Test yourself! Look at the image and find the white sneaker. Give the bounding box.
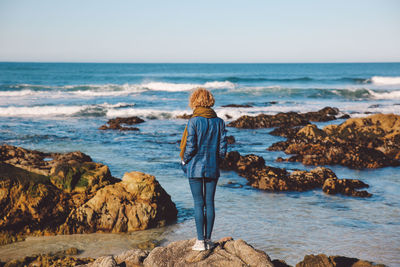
[205,239,215,250]
[192,239,206,251]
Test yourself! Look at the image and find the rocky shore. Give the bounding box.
[0,144,177,245]
[0,238,385,267]
[220,151,371,197]
[268,114,400,169]
[227,107,348,129]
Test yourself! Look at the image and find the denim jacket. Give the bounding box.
[182,116,227,179]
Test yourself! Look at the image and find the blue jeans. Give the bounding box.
[188,177,218,240]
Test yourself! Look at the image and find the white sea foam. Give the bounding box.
[141,81,235,92]
[0,102,135,117]
[0,106,84,117]
[0,90,35,96]
[366,89,400,99]
[370,76,400,85]
[1,101,399,119]
[0,81,236,98]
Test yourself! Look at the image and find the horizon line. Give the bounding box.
[1,61,400,64]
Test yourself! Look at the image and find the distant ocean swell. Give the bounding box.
[226,76,400,84]
[1,83,400,100]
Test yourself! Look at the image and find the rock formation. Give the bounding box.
[143,238,274,267]
[59,171,177,234]
[0,247,95,267]
[0,145,177,245]
[268,114,400,169]
[99,116,144,131]
[296,254,386,267]
[228,107,348,129]
[0,239,387,267]
[220,151,371,197]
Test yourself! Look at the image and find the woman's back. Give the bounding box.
[185,116,226,178]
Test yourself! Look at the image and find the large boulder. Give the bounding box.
[0,145,177,245]
[0,163,72,245]
[268,114,400,169]
[143,238,274,267]
[59,171,177,234]
[0,144,119,194]
[220,151,371,197]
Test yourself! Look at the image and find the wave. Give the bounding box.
[224,76,371,84]
[370,76,400,85]
[0,103,135,117]
[141,81,235,91]
[366,89,400,99]
[0,81,236,97]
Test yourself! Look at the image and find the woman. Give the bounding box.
[180,87,227,251]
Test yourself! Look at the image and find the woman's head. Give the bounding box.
[189,88,215,109]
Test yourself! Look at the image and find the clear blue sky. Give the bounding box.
[0,0,399,63]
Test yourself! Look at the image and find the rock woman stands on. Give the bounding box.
[180,88,227,251]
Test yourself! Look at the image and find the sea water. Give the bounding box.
[0,63,399,265]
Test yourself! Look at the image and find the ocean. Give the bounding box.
[0,62,399,266]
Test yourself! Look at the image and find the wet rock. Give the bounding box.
[0,144,119,203]
[0,145,177,245]
[99,116,144,131]
[59,171,177,234]
[296,254,386,267]
[0,250,95,267]
[269,126,302,138]
[176,113,192,119]
[0,162,73,245]
[228,112,308,129]
[228,107,344,129]
[227,135,236,144]
[322,178,371,198]
[1,144,92,176]
[143,238,274,267]
[221,104,253,108]
[268,114,400,169]
[220,151,371,197]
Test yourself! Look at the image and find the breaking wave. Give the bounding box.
[370,76,400,85]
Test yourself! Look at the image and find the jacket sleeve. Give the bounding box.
[219,120,228,160]
[183,119,197,164]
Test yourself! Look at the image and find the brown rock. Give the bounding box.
[268,114,400,169]
[228,112,308,129]
[221,104,253,108]
[99,116,144,131]
[228,107,344,129]
[220,151,371,197]
[0,163,72,244]
[59,171,177,234]
[227,135,236,144]
[296,254,386,267]
[0,145,177,245]
[0,250,95,267]
[85,255,117,267]
[323,178,371,198]
[143,238,274,267]
[114,249,149,266]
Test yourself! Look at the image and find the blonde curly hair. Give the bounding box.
[189,88,215,109]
